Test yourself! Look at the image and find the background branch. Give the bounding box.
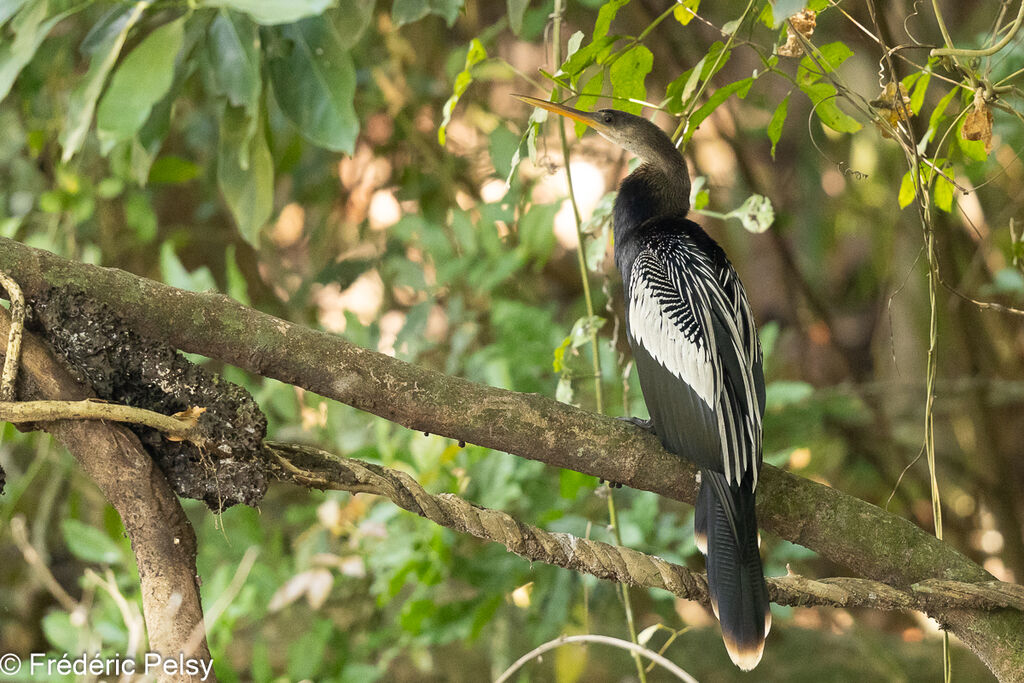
[2,239,1023,680]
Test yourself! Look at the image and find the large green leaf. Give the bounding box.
[218,105,273,244]
[204,0,333,26]
[609,45,652,115]
[392,0,464,27]
[268,17,358,153]
[96,17,185,153]
[0,0,78,103]
[60,0,150,162]
[206,9,261,109]
[797,41,853,87]
[799,81,862,133]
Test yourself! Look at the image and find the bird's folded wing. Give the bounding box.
[627,238,763,486]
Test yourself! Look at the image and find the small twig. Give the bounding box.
[84,568,146,662]
[0,399,207,445]
[494,634,699,683]
[0,268,25,401]
[10,515,81,613]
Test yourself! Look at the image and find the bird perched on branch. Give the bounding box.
[514,95,770,670]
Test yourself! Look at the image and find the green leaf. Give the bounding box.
[392,0,464,27]
[609,45,652,115]
[699,40,731,81]
[205,0,333,25]
[508,0,529,35]
[488,125,520,179]
[148,155,200,184]
[898,169,916,208]
[594,0,629,40]
[218,106,273,244]
[683,77,753,143]
[673,0,699,25]
[559,35,616,82]
[797,41,854,87]
[61,518,124,564]
[726,194,775,233]
[268,17,359,153]
[934,171,954,212]
[42,611,81,653]
[439,38,486,145]
[927,87,957,142]
[905,70,930,116]
[574,70,604,138]
[569,315,605,348]
[0,0,77,103]
[799,81,862,133]
[768,93,790,160]
[96,17,185,153]
[690,176,709,210]
[332,0,376,48]
[60,0,149,162]
[160,242,218,291]
[206,9,261,109]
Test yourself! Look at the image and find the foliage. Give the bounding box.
[2,0,1023,680]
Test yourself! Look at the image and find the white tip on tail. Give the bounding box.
[723,633,766,672]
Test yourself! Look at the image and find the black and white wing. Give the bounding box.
[626,229,764,487]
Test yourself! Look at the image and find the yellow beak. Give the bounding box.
[511,94,609,134]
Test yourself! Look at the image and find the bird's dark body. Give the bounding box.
[614,162,771,669]
[513,96,771,669]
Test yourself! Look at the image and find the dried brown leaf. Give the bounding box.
[870,82,912,138]
[963,99,993,154]
[779,9,816,57]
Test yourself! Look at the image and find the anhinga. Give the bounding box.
[515,95,770,670]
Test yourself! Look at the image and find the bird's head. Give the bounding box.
[512,95,685,177]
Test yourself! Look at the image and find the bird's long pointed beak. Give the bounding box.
[512,94,608,133]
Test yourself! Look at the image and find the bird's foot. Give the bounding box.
[598,479,624,489]
[616,415,655,434]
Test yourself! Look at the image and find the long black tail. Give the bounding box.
[694,469,770,671]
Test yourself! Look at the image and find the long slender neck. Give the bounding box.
[612,150,691,274]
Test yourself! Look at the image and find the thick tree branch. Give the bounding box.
[268,441,1024,613]
[0,309,213,683]
[2,238,1022,681]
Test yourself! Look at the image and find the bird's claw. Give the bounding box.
[616,415,656,434]
[598,478,624,489]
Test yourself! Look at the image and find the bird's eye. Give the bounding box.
[603,114,613,123]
